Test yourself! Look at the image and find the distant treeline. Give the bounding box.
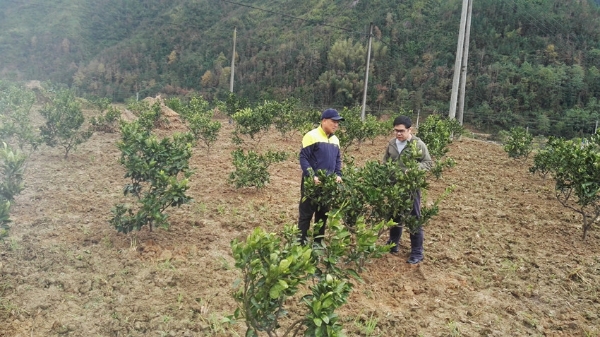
[1,0,600,137]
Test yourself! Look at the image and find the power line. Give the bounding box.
[219,0,362,35]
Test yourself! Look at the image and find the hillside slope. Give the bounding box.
[1,0,600,136]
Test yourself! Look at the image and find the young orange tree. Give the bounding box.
[530,135,600,239]
[501,126,533,160]
[416,114,462,178]
[0,143,26,238]
[39,89,92,159]
[110,107,194,233]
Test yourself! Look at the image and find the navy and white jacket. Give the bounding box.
[299,126,342,177]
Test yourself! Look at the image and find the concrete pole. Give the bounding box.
[361,23,373,122]
[230,27,237,93]
[457,0,473,125]
[449,0,469,120]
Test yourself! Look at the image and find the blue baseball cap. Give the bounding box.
[321,108,344,121]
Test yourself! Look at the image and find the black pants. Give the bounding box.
[298,179,328,244]
[389,190,424,259]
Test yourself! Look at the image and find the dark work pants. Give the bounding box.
[389,191,424,259]
[298,179,328,244]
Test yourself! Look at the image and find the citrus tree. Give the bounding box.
[228,149,288,189]
[231,132,453,336]
[269,99,301,139]
[224,93,250,121]
[0,83,35,238]
[89,97,121,133]
[0,82,41,151]
[416,114,462,178]
[530,135,600,239]
[39,89,92,158]
[0,143,26,238]
[501,126,534,160]
[109,107,195,233]
[231,107,268,144]
[304,141,448,235]
[336,106,386,152]
[231,226,315,337]
[168,96,222,152]
[231,212,387,337]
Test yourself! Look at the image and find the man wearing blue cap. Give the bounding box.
[298,108,344,245]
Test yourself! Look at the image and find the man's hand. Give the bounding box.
[313,176,321,184]
[336,175,343,183]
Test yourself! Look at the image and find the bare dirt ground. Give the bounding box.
[1,111,599,337]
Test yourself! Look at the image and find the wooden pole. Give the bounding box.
[449,0,469,120]
[230,27,237,93]
[361,23,374,122]
[457,0,473,125]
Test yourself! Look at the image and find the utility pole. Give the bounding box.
[449,0,470,120]
[230,27,237,93]
[361,22,373,122]
[457,0,473,125]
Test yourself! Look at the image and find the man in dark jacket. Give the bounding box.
[383,115,432,264]
[298,108,344,244]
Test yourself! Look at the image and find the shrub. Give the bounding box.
[0,83,41,151]
[89,97,122,133]
[337,107,384,152]
[269,98,304,139]
[303,141,446,235]
[231,213,387,337]
[530,135,600,239]
[171,96,222,152]
[39,89,92,158]
[231,226,315,336]
[415,114,462,179]
[0,143,26,238]
[0,200,10,239]
[225,93,250,120]
[228,149,288,189]
[501,126,533,159]
[416,114,460,158]
[231,139,453,336]
[231,104,274,144]
[109,120,194,233]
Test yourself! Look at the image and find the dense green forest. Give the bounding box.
[1,0,600,136]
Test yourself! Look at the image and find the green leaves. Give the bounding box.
[415,114,461,179]
[303,148,433,232]
[89,105,122,133]
[169,95,222,152]
[228,149,288,189]
[0,143,26,202]
[303,273,351,337]
[232,106,273,144]
[530,135,600,239]
[0,143,26,237]
[501,126,533,159]
[110,108,194,233]
[336,106,387,152]
[231,226,315,335]
[0,83,40,151]
[39,89,92,159]
[416,114,462,159]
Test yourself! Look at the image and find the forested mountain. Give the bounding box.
[1,0,600,136]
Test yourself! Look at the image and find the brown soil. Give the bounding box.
[1,111,599,337]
